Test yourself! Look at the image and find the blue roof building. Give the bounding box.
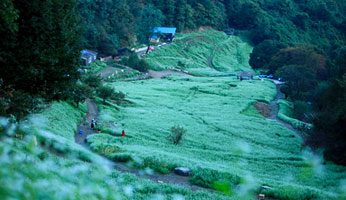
[151,27,176,42]
[81,50,97,66]
[153,27,176,35]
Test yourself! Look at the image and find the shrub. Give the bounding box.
[70,83,93,108]
[81,73,102,89]
[97,86,115,105]
[124,53,150,72]
[109,153,132,162]
[262,185,319,200]
[134,157,175,174]
[189,168,240,189]
[91,143,123,156]
[169,125,186,145]
[110,91,125,105]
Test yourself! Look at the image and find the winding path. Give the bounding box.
[74,47,303,197]
[75,68,210,193]
[269,82,304,141]
[148,69,191,78]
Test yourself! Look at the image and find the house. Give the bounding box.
[100,56,113,62]
[151,27,176,43]
[81,50,97,66]
[236,71,254,80]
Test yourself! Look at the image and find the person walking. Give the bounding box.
[122,130,125,137]
[91,119,95,129]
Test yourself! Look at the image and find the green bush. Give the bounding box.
[81,73,102,89]
[169,125,186,145]
[293,100,311,122]
[109,153,132,162]
[262,185,320,200]
[90,143,123,156]
[124,53,150,72]
[189,168,240,189]
[134,157,175,174]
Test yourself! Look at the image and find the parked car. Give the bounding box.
[267,74,274,79]
[259,75,267,78]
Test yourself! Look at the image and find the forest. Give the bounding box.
[1,0,346,184]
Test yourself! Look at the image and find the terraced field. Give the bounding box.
[144,30,254,76]
[86,30,346,199]
[2,30,345,200]
[92,74,346,199]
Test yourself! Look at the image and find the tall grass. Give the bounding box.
[145,30,254,76]
[90,75,346,199]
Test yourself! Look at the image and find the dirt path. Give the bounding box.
[75,67,210,193]
[269,82,303,140]
[75,99,99,147]
[148,70,191,78]
[75,99,213,192]
[207,36,232,72]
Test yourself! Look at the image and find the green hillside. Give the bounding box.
[0,101,231,200]
[145,30,254,77]
[1,29,346,200]
[93,75,346,199]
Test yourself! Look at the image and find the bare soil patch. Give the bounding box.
[254,102,271,118]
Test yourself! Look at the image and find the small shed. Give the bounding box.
[236,71,254,80]
[151,27,176,42]
[81,50,97,66]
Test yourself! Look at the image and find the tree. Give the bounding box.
[82,74,102,89]
[124,53,150,72]
[71,83,92,108]
[236,2,262,29]
[78,0,135,54]
[331,46,346,79]
[275,65,317,100]
[1,0,82,101]
[170,125,186,145]
[0,89,39,121]
[308,74,346,165]
[110,91,125,105]
[269,46,328,79]
[0,0,82,120]
[136,4,164,54]
[0,0,18,32]
[97,86,115,105]
[250,40,287,70]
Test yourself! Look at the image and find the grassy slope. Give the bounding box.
[89,30,346,199]
[145,30,254,77]
[92,75,346,199]
[1,101,233,200]
[278,100,312,129]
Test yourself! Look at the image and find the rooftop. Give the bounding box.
[81,50,97,58]
[153,27,176,34]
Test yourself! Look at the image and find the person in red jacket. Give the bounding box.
[121,130,125,137]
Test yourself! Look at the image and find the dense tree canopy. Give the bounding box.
[136,4,164,53]
[275,65,317,100]
[0,0,82,120]
[269,46,328,79]
[249,40,287,70]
